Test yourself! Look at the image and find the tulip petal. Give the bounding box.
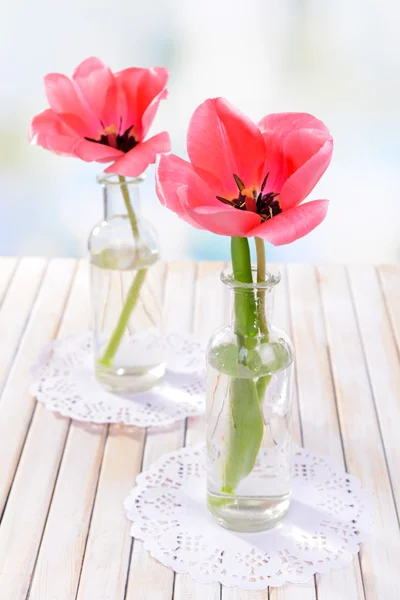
[280,135,333,210]
[105,131,170,177]
[178,185,261,237]
[258,112,332,205]
[187,98,266,197]
[157,154,261,234]
[116,67,168,140]
[29,109,81,156]
[73,140,123,163]
[30,109,124,161]
[30,109,75,138]
[113,68,143,136]
[44,74,97,135]
[259,112,329,138]
[156,154,205,222]
[72,57,115,127]
[140,68,168,139]
[250,199,329,245]
[30,130,79,157]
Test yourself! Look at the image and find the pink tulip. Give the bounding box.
[156,98,333,245]
[30,57,170,177]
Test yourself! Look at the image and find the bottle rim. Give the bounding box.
[221,266,281,290]
[97,173,146,187]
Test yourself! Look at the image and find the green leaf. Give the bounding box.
[245,348,263,373]
[221,377,264,494]
[210,343,239,377]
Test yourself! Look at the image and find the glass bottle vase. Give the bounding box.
[88,174,165,394]
[206,267,294,532]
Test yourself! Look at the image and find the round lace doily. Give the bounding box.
[30,332,205,427]
[125,443,372,589]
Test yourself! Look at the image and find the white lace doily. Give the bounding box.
[30,332,205,427]
[125,443,372,589]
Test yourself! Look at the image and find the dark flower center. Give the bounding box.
[216,173,282,222]
[85,120,138,153]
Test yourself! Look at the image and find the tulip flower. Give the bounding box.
[156,97,333,497]
[30,57,170,177]
[156,98,332,244]
[30,58,171,369]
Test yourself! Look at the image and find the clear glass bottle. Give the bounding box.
[89,174,165,394]
[206,267,294,532]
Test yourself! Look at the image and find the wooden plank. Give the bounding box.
[378,264,400,352]
[27,260,110,600]
[348,266,400,510]
[75,426,145,600]
[0,260,95,599]
[185,260,226,445]
[125,262,196,600]
[0,259,76,517]
[268,265,315,600]
[318,264,400,600]
[223,592,268,600]
[174,261,224,600]
[28,423,107,600]
[75,263,167,600]
[287,264,364,600]
[0,258,47,394]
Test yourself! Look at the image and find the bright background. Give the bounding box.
[2,0,399,263]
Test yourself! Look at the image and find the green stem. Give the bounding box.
[230,237,258,349]
[221,237,263,494]
[97,269,147,367]
[255,237,268,340]
[254,237,271,400]
[118,175,140,240]
[98,175,147,368]
[221,236,280,495]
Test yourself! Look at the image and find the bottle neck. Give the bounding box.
[98,173,144,220]
[222,266,280,333]
[228,286,276,329]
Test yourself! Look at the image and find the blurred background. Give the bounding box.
[1,0,399,263]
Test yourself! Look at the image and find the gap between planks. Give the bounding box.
[0,258,48,413]
[74,262,168,600]
[317,264,400,600]
[347,265,400,522]
[28,261,169,599]
[0,258,81,599]
[0,257,53,521]
[124,261,197,600]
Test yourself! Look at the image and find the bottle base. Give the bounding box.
[207,491,290,532]
[95,362,166,394]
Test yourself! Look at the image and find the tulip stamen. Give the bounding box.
[216,173,282,222]
[233,174,245,192]
[216,195,232,206]
[85,124,139,153]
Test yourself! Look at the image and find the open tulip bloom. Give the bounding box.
[29,57,170,176]
[30,57,170,367]
[156,97,333,494]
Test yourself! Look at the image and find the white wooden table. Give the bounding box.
[0,257,399,600]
